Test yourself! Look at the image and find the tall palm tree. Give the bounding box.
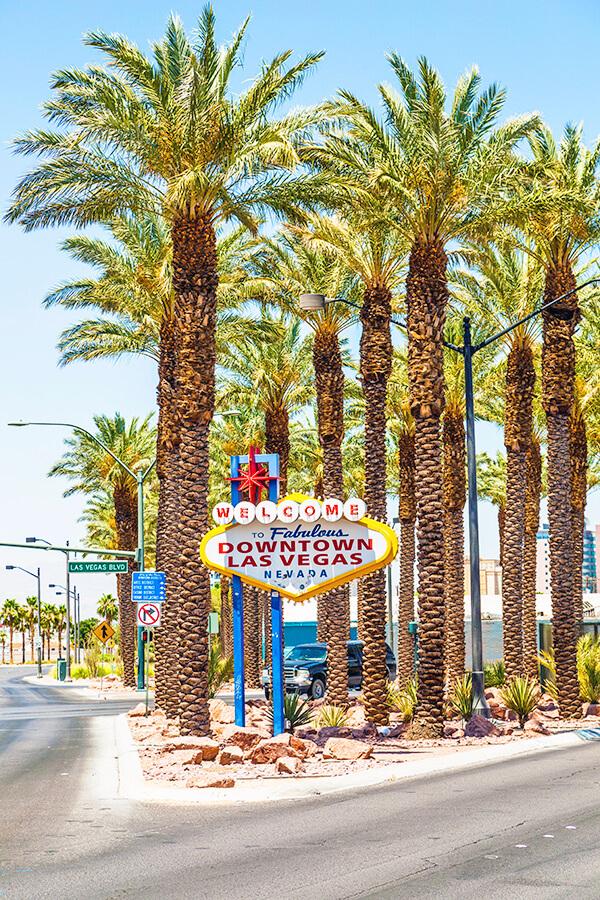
[454,248,543,678]
[1,600,20,664]
[308,58,539,735]
[524,435,543,679]
[55,605,67,657]
[24,597,38,663]
[49,413,156,686]
[6,8,324,735]
[97,594,119,628]
[515,125,600,715]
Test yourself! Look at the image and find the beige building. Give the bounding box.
[464,557,502,596]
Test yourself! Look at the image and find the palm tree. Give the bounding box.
[1,600,20,664]
[6,8,324,736]
[55,605,67,657]
[49,413,156,686]
[515,124,600,715]
[41,603,55,661]
[308,58,539,735]
[24,597,37,663]
[524,435,543,679]
[477,453,508,571]
[454,248,543,678]
[0,631,7,664]
[97,594,119,628]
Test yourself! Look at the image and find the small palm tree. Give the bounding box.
[24,597,38,663]
[97,594,119,628]
[55,605,67,657]
[1,600,21,664]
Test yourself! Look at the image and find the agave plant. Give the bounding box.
[315,705,350,728]
[265,692,313,734]
[576,635,600,703]
[500,676,539,728]
[387,678,418,723]
[448,674,474,722]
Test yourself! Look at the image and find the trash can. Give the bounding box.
[57,658,66,682]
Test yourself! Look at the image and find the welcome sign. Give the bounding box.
[200,493,397,602]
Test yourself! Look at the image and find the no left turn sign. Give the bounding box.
[137,602,162,628]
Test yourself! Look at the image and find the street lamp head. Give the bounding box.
[26,537,38,543]
[299,293,326,311]
[5,565,14,570]
[48,584,57,588]
[7,422,30,427]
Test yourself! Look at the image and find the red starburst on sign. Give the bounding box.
[228,446,279,503]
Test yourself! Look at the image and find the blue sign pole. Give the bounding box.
[271,590,285,735]
[230,455,246,727]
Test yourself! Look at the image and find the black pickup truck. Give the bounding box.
[261,640,397,700]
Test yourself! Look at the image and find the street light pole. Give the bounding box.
[11,421,156,690]
[6,564,42,677]
[300,275,600,716]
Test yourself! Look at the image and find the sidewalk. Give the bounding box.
[114,712,600,806]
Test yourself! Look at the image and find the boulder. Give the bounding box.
[350,723,377,741]
[524,719,550,735]
[583,703,600,717]
[214,725,269,749]
[218,746,244,765]
[160,736,219,760]
[276,756,304,774]
[316,726,352,742]
[294,725,318,741]
[127,703,147,718]
[185,773,235,789]
[322,738,373,760]
[300,739,319,757]
[250,733,304,764]
[465,715,501,738]
[209,699,236,724]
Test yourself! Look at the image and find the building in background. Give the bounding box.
[464,558,502,596]
[537,522,597,594]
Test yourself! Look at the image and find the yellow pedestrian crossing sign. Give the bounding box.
[93,620,115,644]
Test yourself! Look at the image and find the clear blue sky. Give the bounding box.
[2,0,600,615]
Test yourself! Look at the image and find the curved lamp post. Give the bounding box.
[5,564,42,677]
[9,420,156,689]
[300,276,600,717]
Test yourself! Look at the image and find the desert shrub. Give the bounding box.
[84,636,102,678]
[265,691,313,734]
[315,704,350,727]
[577,634,600,703]
[500,676,539,727]
[207,641,234,699]
[449,674,474,721]
[484,660,505,687]
[387,678,418,722]
[537,649,558,701]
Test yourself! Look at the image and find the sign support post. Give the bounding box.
[230,454,246,727]
[271,590,285,735]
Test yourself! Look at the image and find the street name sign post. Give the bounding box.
[69,560,128,574]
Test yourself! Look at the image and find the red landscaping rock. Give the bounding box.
[350,723,377,741]
[276,756,304,774]
[295,725,318,741]
[218,746,244,765]
[316,726,352,744]
[209,698,236,724]
[185,773,235,789]
[300,739,319,757]
[465,715,501,738]
[213,725,269,749]
[583,703,600,717]
[524,719,550,735]
[127,703,148,717]
[250,733,304,764]
[160,736,219,760]
[322,738,373,760]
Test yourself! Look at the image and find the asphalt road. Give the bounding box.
[1,665,600,900]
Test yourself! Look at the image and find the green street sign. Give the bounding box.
[68,560,128,574]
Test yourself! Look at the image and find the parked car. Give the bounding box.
[261,640,397,700]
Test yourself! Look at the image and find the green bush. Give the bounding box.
[448,674,474,721]
[576,634,600,703]
[84,636,102,678]
[500,676,539,728]
[265,692,313,734]
[537,649,558,701]
[484,660,505,687]
[387,678,418,722]
[315,704,350,727]
[71,664,90,680]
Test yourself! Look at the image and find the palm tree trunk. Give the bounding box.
[314,321,349,705]
[570,404,587,625]
[406,240,448,739]
[154,313,181,718]
[173,212,217,736]
[502,449,526,677]
[113,486,138,688]
[359,284,392,725]
[442,407,466,683]
[244,584,261,688]
[502,343,535,679]
[498,505,506,572]
[523,441,542,680]
[220,574,232,657]
[265,406,290,495]
[397,431,416,683]
[542,265,580,717]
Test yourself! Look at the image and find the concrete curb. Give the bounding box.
[114,714,600,806]
[22,673,148,701]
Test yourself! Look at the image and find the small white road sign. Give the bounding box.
[137,602,162,628]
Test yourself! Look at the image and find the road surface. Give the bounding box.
[1,665,599,899]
